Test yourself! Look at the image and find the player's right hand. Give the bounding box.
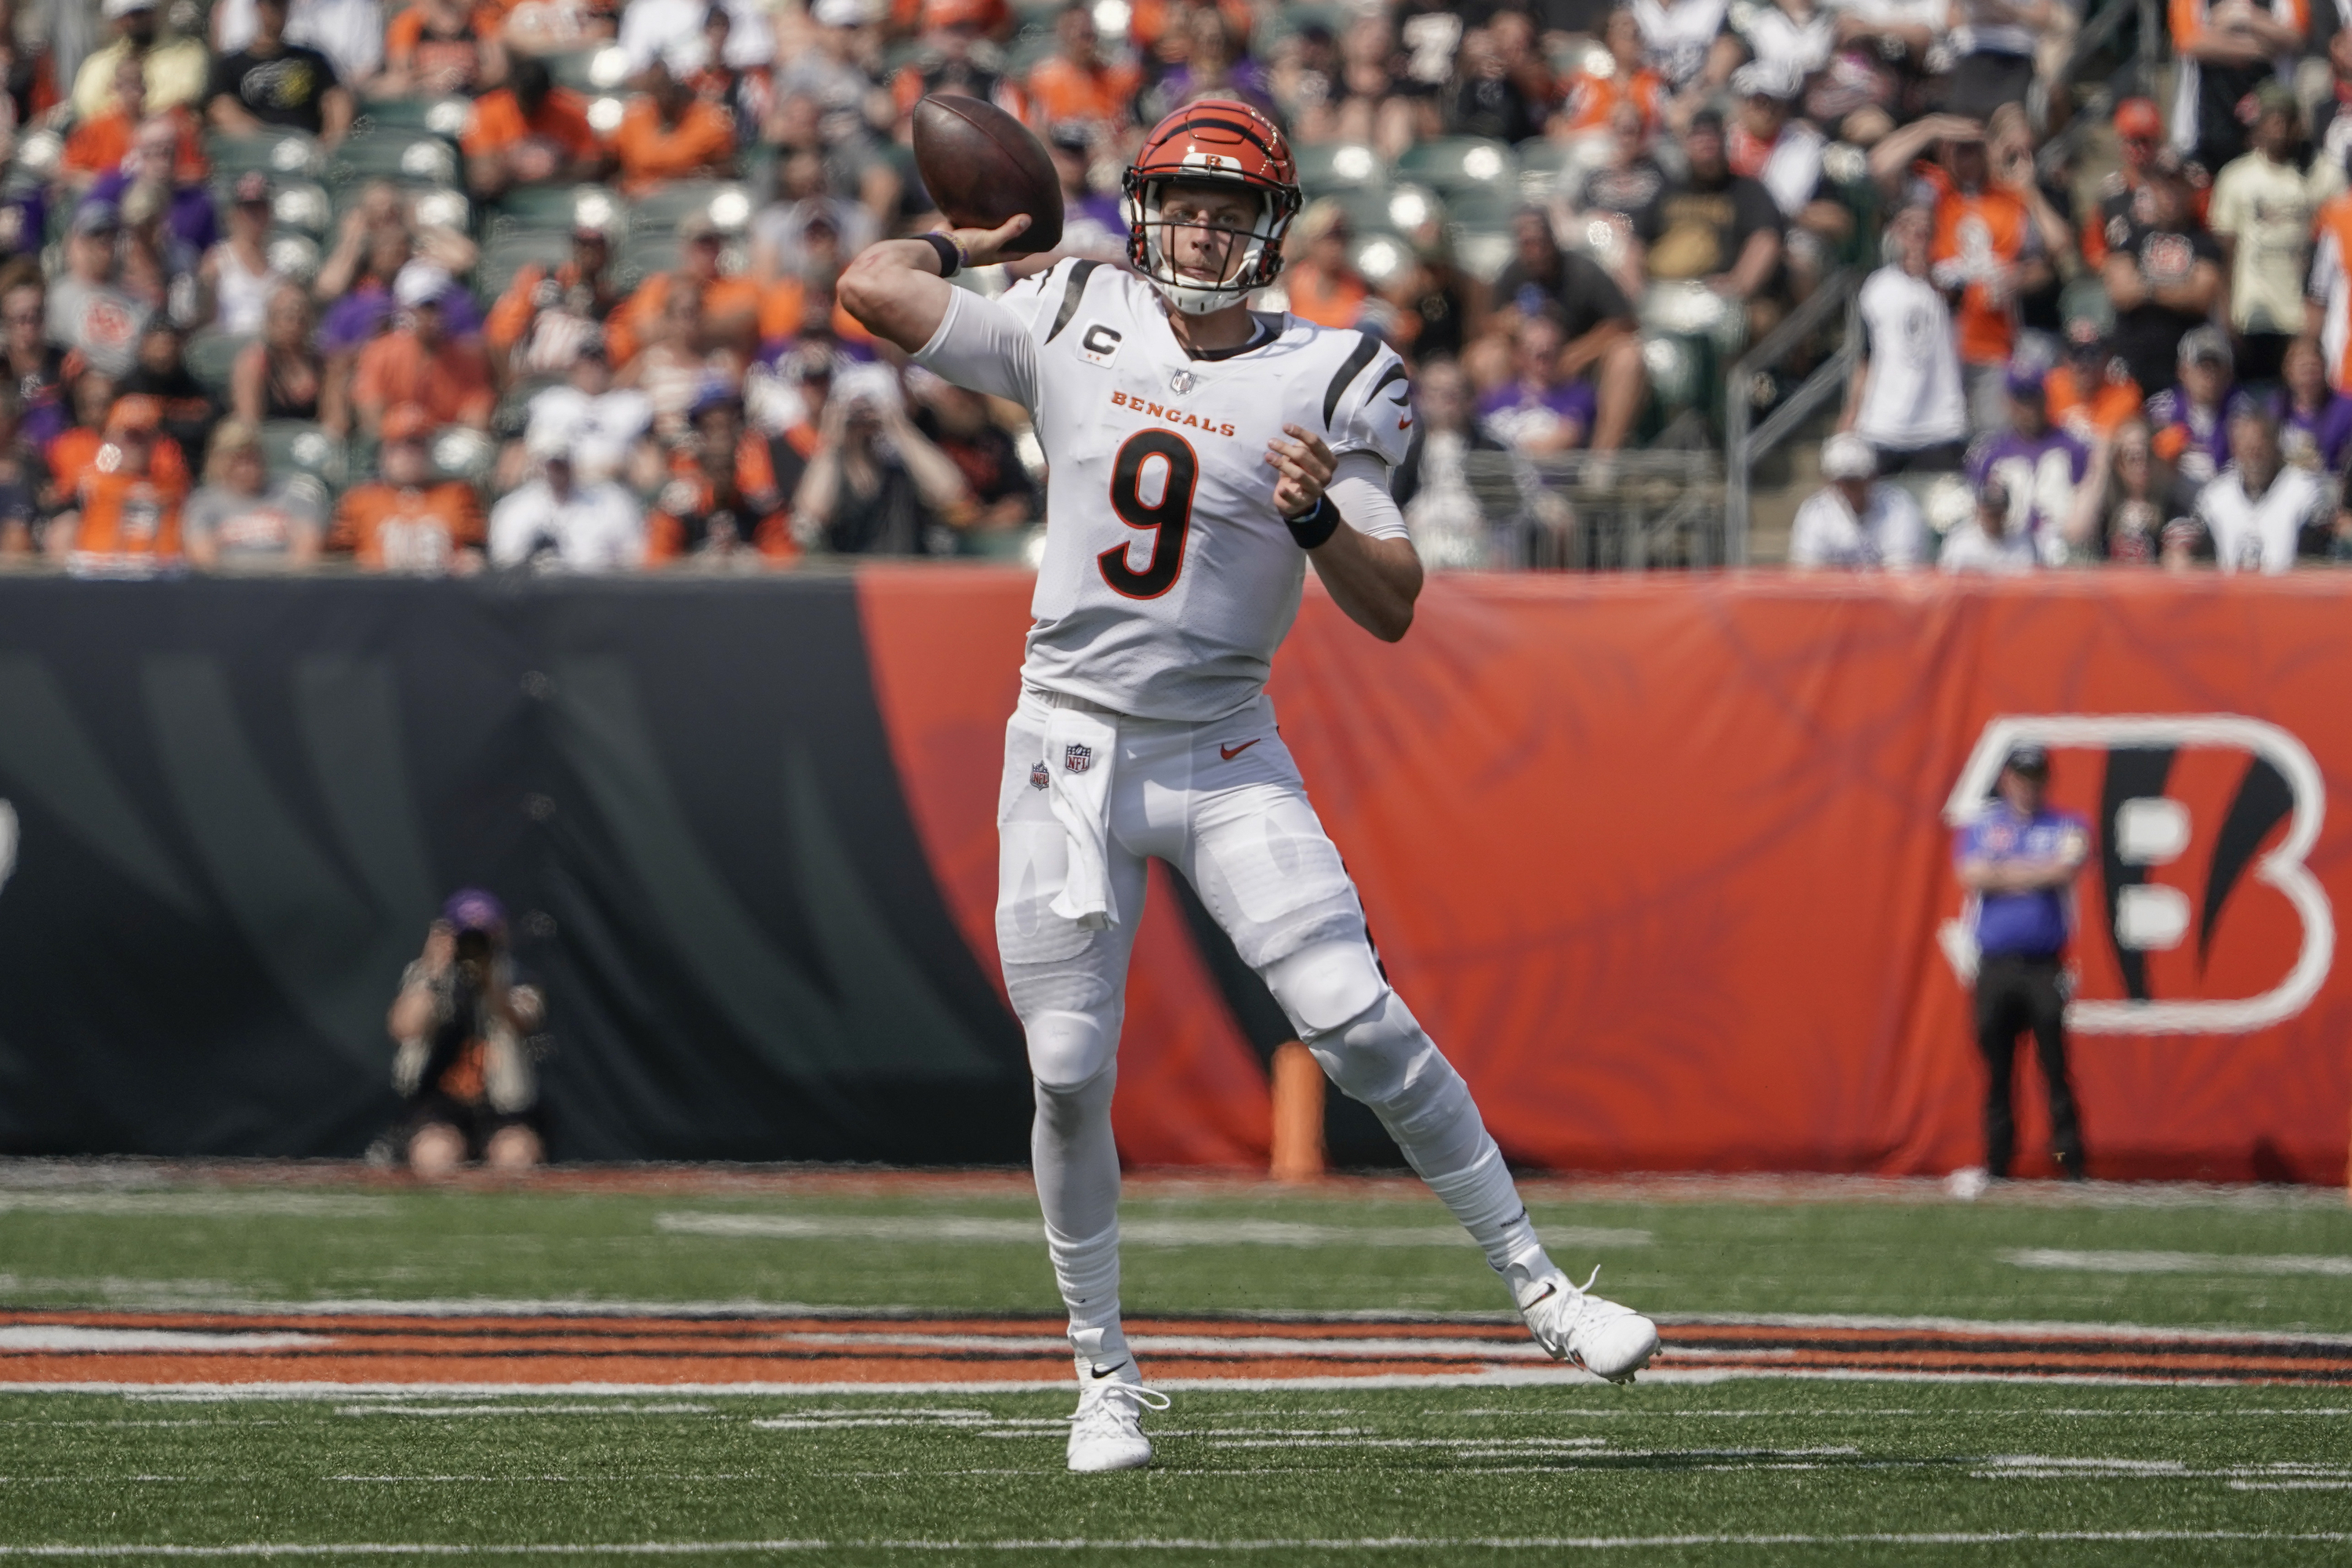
[947,214,1033,269]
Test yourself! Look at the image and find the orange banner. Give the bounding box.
[862,568,2351,1182]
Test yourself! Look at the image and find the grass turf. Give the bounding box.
[2,1170,2350,1563]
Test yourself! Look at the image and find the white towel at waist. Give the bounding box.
[1042,706,1119,931]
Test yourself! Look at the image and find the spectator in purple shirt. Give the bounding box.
[318,223,481,357]
[1477,307,1599,456]
[89,114,217,260]
[1965,358,2093,561]
[2272,336,2352,477]
[2146,325,2241,492]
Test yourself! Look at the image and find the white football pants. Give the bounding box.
[997,688,1552,1374]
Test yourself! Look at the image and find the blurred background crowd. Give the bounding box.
[0,0,2344,574]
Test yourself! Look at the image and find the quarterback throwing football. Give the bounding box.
[842,100,1658,1473]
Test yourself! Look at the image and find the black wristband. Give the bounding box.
[919,233,964,278]
[1286,493,1341,550]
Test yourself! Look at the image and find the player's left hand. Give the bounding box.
[1265,424,1337,519]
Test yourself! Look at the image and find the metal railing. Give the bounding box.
[1461,448,1726,570]
[1722,270,1862,566]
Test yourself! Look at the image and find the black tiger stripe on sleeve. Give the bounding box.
[1044,260,1102,343]
[1322,332,1385,429]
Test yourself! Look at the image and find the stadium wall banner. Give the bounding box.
[0,572,2343,1181]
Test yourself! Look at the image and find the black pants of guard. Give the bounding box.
[1973,953,2084,1179]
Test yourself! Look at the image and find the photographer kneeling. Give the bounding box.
[387,891,546,1175]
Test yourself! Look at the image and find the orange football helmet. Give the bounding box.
[1122,98,1302,315]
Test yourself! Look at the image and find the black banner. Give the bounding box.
[0,576,1031,1161]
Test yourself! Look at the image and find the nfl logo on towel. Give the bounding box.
[1064,743,1093,774]
[1029,762,1051,790]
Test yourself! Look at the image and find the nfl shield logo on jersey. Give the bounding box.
[1168,368,1197,395]
[1029,762,1051,790]
[1064,743,1093,774]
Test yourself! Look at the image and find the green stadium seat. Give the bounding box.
[543,44,634,94]
[628,181,753,236]
[265,233,323,283]
[494,183,624,235]
[615,231,682,289]
[1347,231,1414,289]
[326,134,460,191]
[1319,186,1399,235]
[1396,138,1519,197]
[206,131,323,182]
[1294,142,1382,194]
[1443,184,1521,229]
[1452,225,1515,285]
[355,96,471,142]
[478,230,576,299]
[260,421,349,492]
[185,333,254,399]
[430,426,496,486]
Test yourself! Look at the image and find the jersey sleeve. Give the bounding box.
[912,284,1044,413]
[1323,335,1414,467]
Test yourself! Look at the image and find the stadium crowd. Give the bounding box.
[0,0,2345,573]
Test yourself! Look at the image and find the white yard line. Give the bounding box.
[0,1196,390,1219]
[2004,1249,2352,1276]
[0,1329,328,1353]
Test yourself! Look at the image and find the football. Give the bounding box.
[911,93,1065,256]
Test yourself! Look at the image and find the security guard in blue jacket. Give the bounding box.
[1955,745,2092,1180]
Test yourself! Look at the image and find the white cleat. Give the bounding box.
[1065,1365,1168,1473]
[1516,1265,1660,1383]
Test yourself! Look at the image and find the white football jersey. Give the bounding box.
[916,260,1413,723]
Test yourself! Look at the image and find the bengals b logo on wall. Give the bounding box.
[1938,715,2332,1035]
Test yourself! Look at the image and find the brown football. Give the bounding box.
[910,94,1064,256]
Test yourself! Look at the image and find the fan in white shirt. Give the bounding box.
[1939,476,2039,572]
[1843,203,1969,465]
[490,436,648,572]
[1790,433,1928,568]
[2194,408,2326,573]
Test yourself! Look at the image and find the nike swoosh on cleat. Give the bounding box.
[1219,739,1261,760]
[1089,1361,1130,1380]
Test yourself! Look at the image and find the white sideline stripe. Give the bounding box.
[0,1195,392,1219]
[0,1329,328,1353]
[2004,1248,2352,1276]
[1652,1311,2352,1348]
[0,1532,2344,1555]
[1,1363,2330,1397]
[652,1213,1650,1249]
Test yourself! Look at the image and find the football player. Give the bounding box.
[840,98,1659,1474]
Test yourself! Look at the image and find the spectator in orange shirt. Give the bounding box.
[1281,202,1368,330]
[331,403,488,572]
[485,222,626,379]
[1558,9,1663,140]
[612,63,735,198]
[2045,299,2145,444]
[606,212,761,364]
[1024,2,1142,139]
[350,262,496,435]
[382,0,506,100]
[46,394,186,574]
[462,56,608,202]
[59,60,208,199]
[647,385,789,561]
[1872,114,2048,434]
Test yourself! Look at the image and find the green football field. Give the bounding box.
[1,1165,2349,1564]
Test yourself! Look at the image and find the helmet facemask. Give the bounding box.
[1126,176,1296,317]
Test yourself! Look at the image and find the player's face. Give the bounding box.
[1157,184,1262,286]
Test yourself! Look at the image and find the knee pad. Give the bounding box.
[1262,938,1389,1037]
[1025,1007,1120,1091]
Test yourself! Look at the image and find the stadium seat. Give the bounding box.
[1452,226,1515,284]
[494,184,623,235]
[628,182,754,237]
[430,426,497,486]
[478,230,576,299]
[206,131,323,183]
[185,333,255,399]
[1294,142,1383,194]
[1348,231,1414,289]
[266,233,323,284]
[327,134,460,191]
[543,44,634,94]
[259,421,349,492]
[356,97,471,143]
[1395,138,1518,197]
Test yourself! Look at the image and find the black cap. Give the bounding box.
[2005,743,2050,777]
